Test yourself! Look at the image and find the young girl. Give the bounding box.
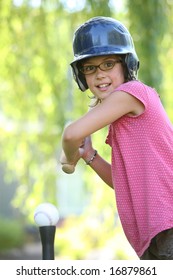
[60,16,173,260]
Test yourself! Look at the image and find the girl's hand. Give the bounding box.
[60,150,76,174]
[60,147,82,174]
[60,134,96,173]
[80,136,96,163]
[60,149,79,165]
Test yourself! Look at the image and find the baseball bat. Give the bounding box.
[62,163,75,174]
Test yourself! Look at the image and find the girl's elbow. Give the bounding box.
[62,127,74,142]
[62,125,79,143]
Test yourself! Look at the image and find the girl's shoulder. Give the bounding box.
[114,81,162,116]
[116,80,158,103]
[116,80,152,93]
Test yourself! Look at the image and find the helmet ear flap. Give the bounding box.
[71,63,88,91]
[125,53,139,79]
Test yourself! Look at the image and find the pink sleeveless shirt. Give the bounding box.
[106,80,173,257]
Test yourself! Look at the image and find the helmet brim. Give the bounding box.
[70,48,134,66]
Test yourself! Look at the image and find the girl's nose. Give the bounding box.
[95,68,106,78]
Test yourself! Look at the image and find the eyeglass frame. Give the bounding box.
[79,58,122,75]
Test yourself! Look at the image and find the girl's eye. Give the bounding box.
[84,65,95,72]
[103,61,114,69]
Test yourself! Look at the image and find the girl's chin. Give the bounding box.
[98,91,112,100]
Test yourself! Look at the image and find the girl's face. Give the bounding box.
[82,55,125,101]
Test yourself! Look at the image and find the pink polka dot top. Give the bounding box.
[106,80,173,257]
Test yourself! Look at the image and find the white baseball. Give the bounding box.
[34,203,59,226]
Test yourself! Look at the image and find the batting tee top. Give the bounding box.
[106,80,173,257]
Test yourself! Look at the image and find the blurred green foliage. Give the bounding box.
[0,0,173,259]
[0,217,24,251]
[128,0,169,92]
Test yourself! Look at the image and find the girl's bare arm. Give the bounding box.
[79,136,113,188]
[62,91,144,160]
[61,90,144,185]
[84,151,113,188]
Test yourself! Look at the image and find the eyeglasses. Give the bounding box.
[79,59,122,75]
